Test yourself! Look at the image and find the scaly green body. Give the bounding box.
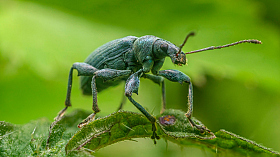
[80,36,138,94]
[50,33,261,144]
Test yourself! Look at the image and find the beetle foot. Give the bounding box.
[54,106,68,121]
[195,124,211,134]
[187,117,211,134]
[50,106,68,130]
[151,123,160,144]
[78,113,96,128]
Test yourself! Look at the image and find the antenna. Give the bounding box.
[185,39,262,54]
[176,32,195,56]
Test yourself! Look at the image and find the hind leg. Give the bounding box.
[52,62,131,128]
[51,63,98,129]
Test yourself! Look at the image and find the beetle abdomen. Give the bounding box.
[80,36,137,95]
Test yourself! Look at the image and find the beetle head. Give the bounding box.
[153,40,187,66]
[172,32,195,66]
[154,32,196,66]
[154,32,262,67]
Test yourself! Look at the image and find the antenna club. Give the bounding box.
[236,39,262,45]
[189,32,195,36]
[250,39,262,44]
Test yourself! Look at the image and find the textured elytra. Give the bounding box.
[80,36,138,94]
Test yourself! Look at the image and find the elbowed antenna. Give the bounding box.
[185,39,262,54]
[176,32,195,56]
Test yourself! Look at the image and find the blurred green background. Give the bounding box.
[0,0,279,156]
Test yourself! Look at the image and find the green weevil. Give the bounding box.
[52,32,261,143]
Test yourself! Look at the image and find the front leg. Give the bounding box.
[158,69,211,133]
[125,69,160,144]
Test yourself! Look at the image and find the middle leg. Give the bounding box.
[116,87,127,111]
[143,74,166,114]
[78,68,132,128]
[158,69,210,133]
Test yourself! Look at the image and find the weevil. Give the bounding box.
[51,32,261,143]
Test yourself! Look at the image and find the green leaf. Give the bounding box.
[0,110,92,156]
[65,109,279,156]
[1,109,279,156]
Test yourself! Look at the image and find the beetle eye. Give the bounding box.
[160,43,168,52]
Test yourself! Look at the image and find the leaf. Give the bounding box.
[46,110,90,149]
[1,109,279,156]
[65,111,152,154]
[65,109,280,156]
[0,110,92,157]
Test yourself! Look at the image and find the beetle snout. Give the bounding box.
[171,52,187,66]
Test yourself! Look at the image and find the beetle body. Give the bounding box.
[80,35,184,94]
[80,36,137,94]
[51,33,261,144]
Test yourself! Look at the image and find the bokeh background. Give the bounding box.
[0,0,279,156]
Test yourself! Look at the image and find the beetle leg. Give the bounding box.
[127,96,159,143]
[53,64,132,129]
[143,74,166,114]
[51,63,98,128]
[161,80,166,113]
[77,75,100,128]
[78,68,132,128]
[125,70,160,144]
[117,87,127,111]
[157,69,211,134]
[53,67,74,124]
